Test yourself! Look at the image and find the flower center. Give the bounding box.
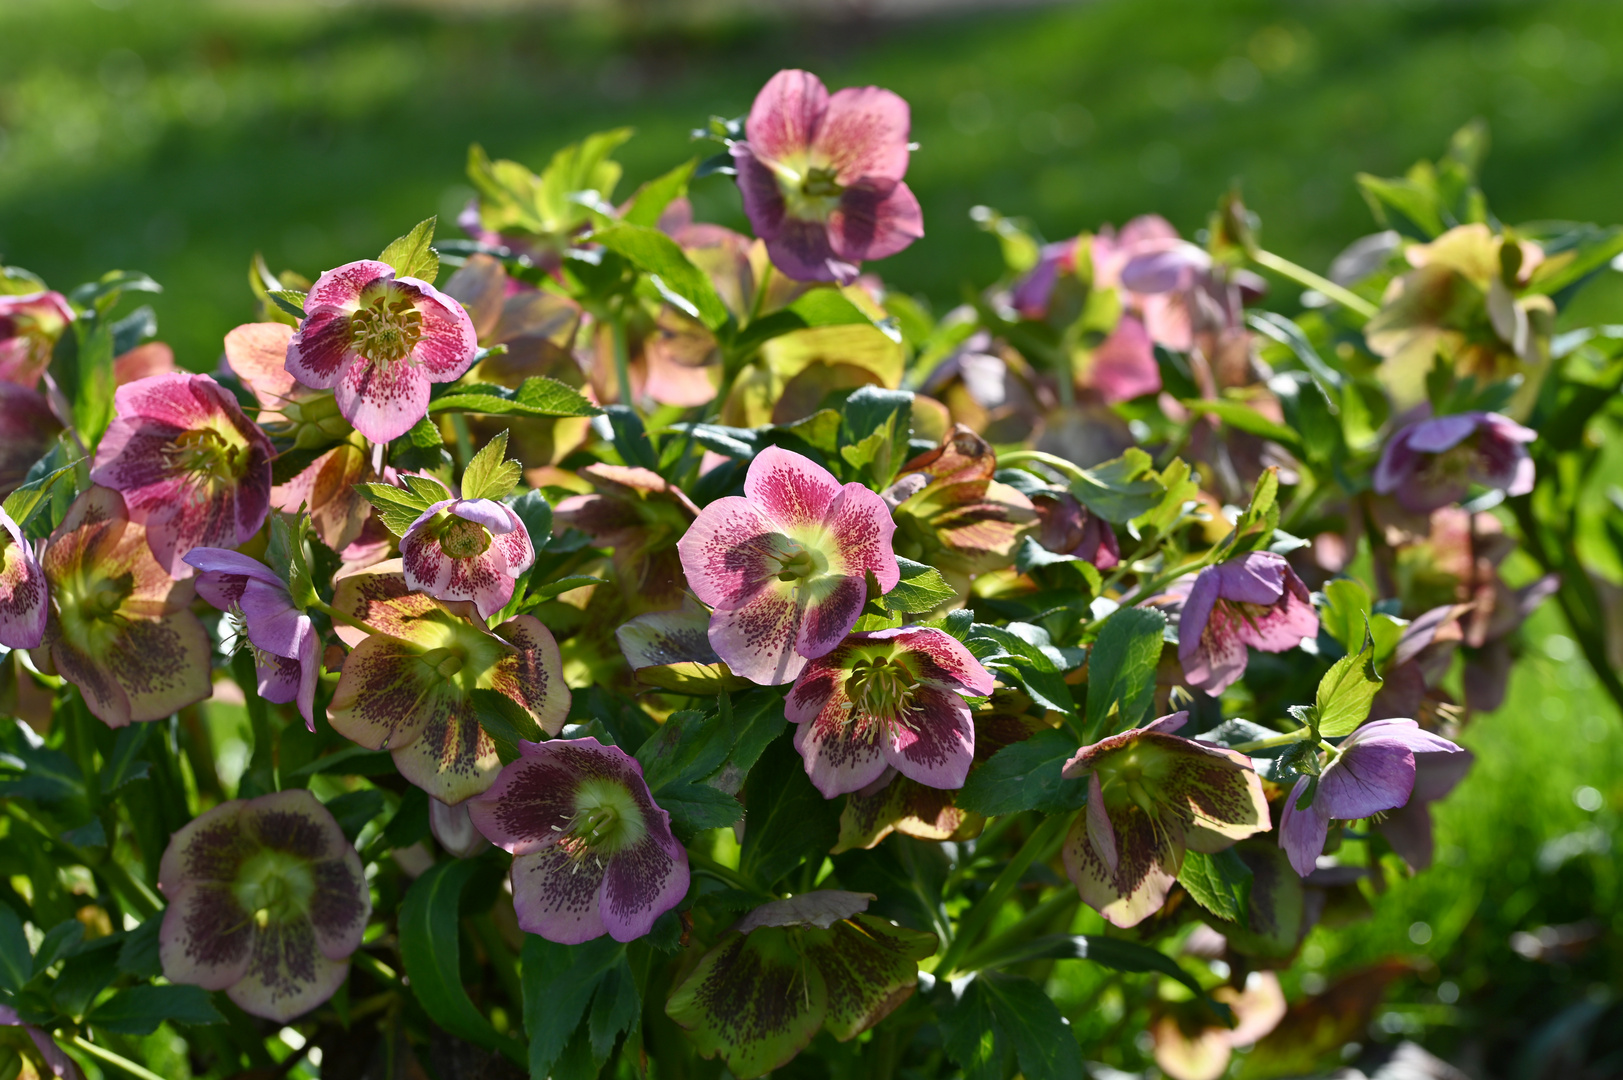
[169,427,248,482]
[843,656,916,738]
[438,516,492,561]
[234,848,316,925]
[1419,441,1480,486]
[776,162,845,223]
[225,605,280,671]
[350,292,423,365]
[552,777,648,867]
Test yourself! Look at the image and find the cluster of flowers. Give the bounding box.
[0,68,1600,1080]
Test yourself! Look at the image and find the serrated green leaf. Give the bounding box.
[622,159,695,227]
[2,458,80,527]
[403,472,453,505]
[590,222,729,330]
[429,376,599,419]
[522,936,626,1080]
[268,289,307,320]
[1069,448,1164,523]
[1084,607,1166,739]
[740,735,839,889]
[1315,625,1382,738]
[882,557,956,614]
[1178,848,1253,922]
[378,216,440,284]
[356,482,433,536]
[956,727,1085,816]
[978,973,1084,1080]
[460,429,523,502]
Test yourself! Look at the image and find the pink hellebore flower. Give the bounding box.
[1373,411,1536,514]
[1061,712,1270,927]
[786,626,995,798]
[184,548,319,729]
[89,373,275,579]
[0,507,47,650]
[732,69,923,283]
[1279,718,1464,877]
[1178,551,1319,696]
[468,737,688,944]
[1033,491,1120,570]
[285,260,479,443]
[400,497,535,619]
[0,381,64,498]
[0,291,74,387]
[676,446,899,685]
[1377,747,1474,872]
[158,789,370,1023]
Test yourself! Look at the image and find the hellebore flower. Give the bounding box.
[883,425,1037,596]
[35,487,212,727]
[1178,551,1319,697]
[400,497,535,619]
[285,259,479,443]
[732,69,923,283]
[0,382,64,499]
[1061,712,1270,927]
[676,446,899,685]
[89,373,275,579]
[1033,490,1120,570]
[666,890,937,1079]
[0,1004,83,1080]
[616,595,753,694]
[1374,411,1536,514]
[0,291,74,387]
[786,626,994,797]
[429,797,490,859]
[327,562,569,803]
[554,464,700,615]
[1279,718,1465,877]
[1151,972,1287,1080]
[467,737,687,943]
[0,508,47,650]
[1376,747,1474,871]
[184,548,319,729]
[158,789,370,1023]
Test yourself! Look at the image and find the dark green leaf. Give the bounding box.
[587,957,640,1060]
[739,735,840,889]
[522,936,626,1080]
[378,216,440,284]
[324,789,386,842]
[938,978,1003,1080]
[882,557,957,615]
[978,972,1084,1080]
[89,984,224,1034]
[992,935,1216,1007]
[1084,607,1166,739]
[429,376,599,419]
[1178,848,1253,922]
[970,624,1076,717]
[32,921,84,978]
[116,915,163,980]
[1068,448,1165,523]
[0,906,29,993]
[956,728,1085,816]
[103,724,151,793]
[509,488,553,543]
[381,787,431,850]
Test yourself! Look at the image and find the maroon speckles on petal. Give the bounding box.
[509,845,609,944]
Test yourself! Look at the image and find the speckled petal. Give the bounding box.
[743,446,842,533]
[0,509,47,650]
[709,577,810,685]
[1062,801,1181,928]
[508,844,609,944]
[226,915,350,1023]
[881,684,974,791]
[334,352,434,444]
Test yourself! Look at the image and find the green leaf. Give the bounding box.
[990,934,1217,1008]
[622,159,695,227]
[1185,398,1303,451]
[69,269,162,311]
[461,429,523,501]
[0,905,29,994]
[969,623,1077,717]
[881,557,957,615]
[938,977,1002,1080]
[103,724,151,793]
[268,289,307,321]
[956,727,1085,816]
[1315,625,1383,738]
[2,458,81,529]
[587,957,641,1060]
[591,223,729,330]
[1177,848,1253,922]
[116,914,163,979]
[355,482,432,536]
[839,386,912,487]
[399,860,525,1064]
[739,734,840,889]
[73,320,117,444]
[88,985,223,1034]
[978,972,1084,1080]
[378,216,440,284]
[1084,607,1166,739]
[510,488,553,541]
[528,575,606,601]
[1068,448,1165,523]
[522,936,626,1080]
[429,376,599,419]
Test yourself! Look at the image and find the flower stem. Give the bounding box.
[310,598,381,636]
[1250,249,1378,321]
[688,851,769,898]
[996,450,1090,483]
[4,803,162,919]
[71,1035,168,1080]
[935,813,1069,979]
[1227,728,1314,753]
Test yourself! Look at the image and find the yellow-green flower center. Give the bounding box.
[351,292,423,365]
[234,848,315,925]
[1418,440,1479,486]
[555,777,647,865]
[438,516,492,561]
[170,427,250,483]
[775,161,845,223]
[842,655,916,738]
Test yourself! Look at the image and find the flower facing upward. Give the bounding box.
[1278,718,1464,877]
[1374,411,1535,514]
[732,69,923,283]
[400,497,535,619]
[677,446,899,685]
[0,291,74,387]
[158,789,370,1023]
[1061,712,1270,927]
[1178,551,1319,696]
[0,507,47,650]
[285,259,479,443]
[786,627,994,798]
[468,737,688,944]
[35,487,212,727]
[89,373,275,579]
[184,548,319,729]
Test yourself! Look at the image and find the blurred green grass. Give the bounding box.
[3,0,1622,1070]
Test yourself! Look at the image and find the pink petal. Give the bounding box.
[508,845,609,944]
[467,746,583,855]
[334,353,433,443]
[405,282,480,383]
[785,652,842,726]
[828,181,923,264]
[881,684,974,790]
[1404,414,1479,454]
[0,510,47,650]
[793,691,889,797]
[744,69,830,168]
[816,85,913,185]
[708,577,809,684]
[675,495,780,609]
[430,798,490,858]
[600,835,689,942]
[306,259,393,311]
[1086,316,1162,404]
[224,322,299,408]
[1087,772,1118,874]
[732,145,789,244]
[889,627,994,695]
[284,307,355,390]
[824,482,900,592]
[744,446,842,532]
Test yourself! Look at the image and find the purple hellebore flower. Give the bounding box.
[158,789,370,1023]
[1178,551,1319,696]
[0,1004,82,1079]
[732,69,923,283]
[1377,747,1474,871]
[184,548,319,729]
[1061,712,1270,928]
[467,737,688,944]
[89,373,275,579]
[1279,718,1465,877]
[285,259,479,443]
[1374,411,1536,514]
[400,497,535,619]
[676,446,899,685]
[785,626,994,798]
[1033,491,1121,570]
[0,290,74,388]
[0,507,47,651]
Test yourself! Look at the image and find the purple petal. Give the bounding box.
[815,84,912,185]
[1178,570,1250,696]
[509,845,609,944]
[676,495,779,610]
[1342,717,1463,756]
[1405,413,1480,454]
[601,833,689,942]
[1278,776,1330,877]
[828,181,923,264]
[785,652,842,726]
[183,548,282,592]
[744,447,842,532]
[226,915,349,1022]
[450,497,516,534]
[239,580,307,658]
[334,353,433,444]
[767,218,859,284]
[795,573,868,662]
[744,68,829,168]
[732,145,789,244]
[255,652,302,706]
[1318,740,1417,821]
[0,510,47,650]
[882,684,974,790]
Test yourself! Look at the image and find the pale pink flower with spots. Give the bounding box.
[1177,551,1319,696]
[0,507,47,650]
[676,447,899,685]
[285,260,478,443]
[400,497,535,619]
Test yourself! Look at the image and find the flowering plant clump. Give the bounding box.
[0,80,1616,1079]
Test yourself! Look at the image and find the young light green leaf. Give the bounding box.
[1069,448,1165,523]
[378,216,440,284]
[590,222,730,330]
[268,289,307,321]
[1315,624,1383,738]
[355,482,434,536]
[460,430,523,502]
[429,376,600,419]
[623,159,696,227]
[881,557,957,615]
[2,458,80,527]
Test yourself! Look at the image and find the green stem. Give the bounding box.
[996,450,1090,483]
[611,312,634,415]
[936,814,1069,979]
[310,599,383,636]
[687,851,769,898]
[71,1035,168,1080]
[1250,249,1378,321]
[959,886,1079,973]
[353,950,407,992]
[1227,729,1313,753]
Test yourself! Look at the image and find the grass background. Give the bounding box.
[2,0,1621,1074]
